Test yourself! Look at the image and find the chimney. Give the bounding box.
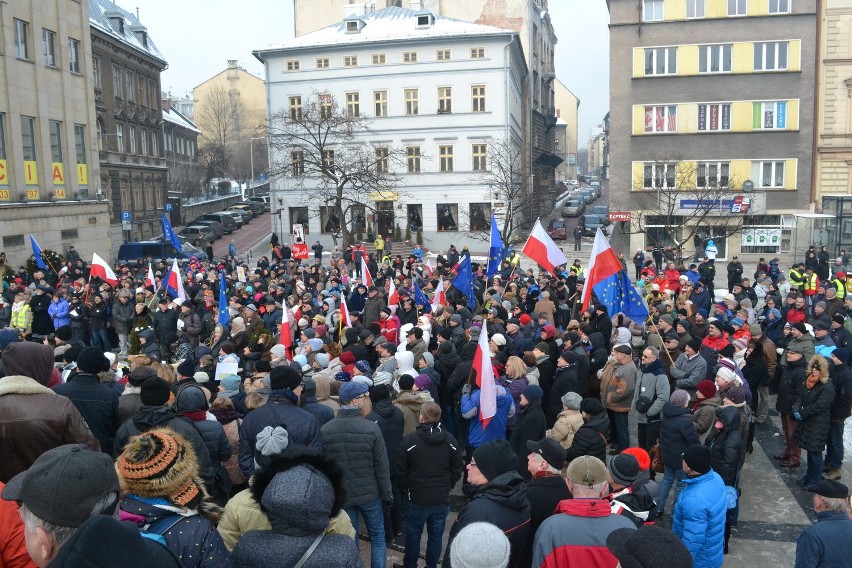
[410,0,422,9]
[343,3,368,18]
[227,59,239,69]
[162,98,172,112]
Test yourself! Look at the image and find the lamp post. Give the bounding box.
[249,137,265,198]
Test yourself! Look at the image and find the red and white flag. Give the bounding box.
[341,296,352,328]
[90,253,118,286]
[361,255,373,287]
[280,297,294,360]
[166,258,187,301]
[387,279,399,313]
[522,219,569,275]
[145,263,155,288]
[430,278,446,312]
[471,320,497,429]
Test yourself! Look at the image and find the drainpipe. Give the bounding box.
[811,0,822,208]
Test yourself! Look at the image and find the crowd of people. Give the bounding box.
[1,239,852,568]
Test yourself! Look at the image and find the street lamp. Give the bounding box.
[249,137,265,198]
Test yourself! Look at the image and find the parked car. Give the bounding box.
[588,205,609,218]
[228,204,255,221]
[562,199,584,217]
[117,240,208,264]
[238,200,265,215]
[580,214,605,237]
[189,219,224,240]
[547,219,567,240]
[569,180,579,188]
[247,196,270,212]
[197,212,237,234]
[589,181,601,198]
[222,210,244,229]
[578,189,596,203]
[179,225,218,247]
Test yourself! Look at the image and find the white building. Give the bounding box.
[253,6,527,250]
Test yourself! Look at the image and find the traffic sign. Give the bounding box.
[165,203,173,212]
[121,210,131,221]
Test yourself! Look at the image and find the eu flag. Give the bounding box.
[413,281,432,313]
[453,256,475,310]
[162,213,183,253]
[593,268,650,322]
[218,269,230,325]
[486,214,504,279]
[29,234,47,270]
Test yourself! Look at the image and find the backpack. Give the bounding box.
[139,514,185,547]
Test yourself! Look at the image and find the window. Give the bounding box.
[753,101,788,129]
[346,92,360,117]
[472,144,488,171]
[642,162,676,189]
[699,44,732,73]
[128,126,137,154]
[43,29,57,67]
[137,73,145,105]
[439,145,454,172]
[289,207,310,234]
[754,41,788,71]
[643,0,664,21]
[21,117,36,161]
[405,89,419,115]
[93,57,101,87]
[3,235,25,248]
[320,94,332,119]
[113,64,122,96]
[753,161,786,188]
[125,71,134,102]
[697,161,730,188]
[68,38,81,73]
[686,0,705,18]
[320,207,341,233]
[14,19,30,60]
[769,0,790,13]
[60,229,79,241]
[403,51,418,63]
[322,149,334,169]
[291,151,304,176]
[316,57,330,69]
[151,132,158,158]
[438,87,452,113]
[116,123,124,152]
[371,53,386,65]
[140,129,148,156]
[375,147,389,174]
[407,146,421,173]
[343,56,358,67]
[697,103,732,131]
[407,204,423,231]
[644,47,677,75]
[470,47,486,59]
[643,105,677,133]
[374,91,388,117]
[436,49,451,61]
[346,20,359,32]
[469,203,492,231]
[289,96,302,121]
[471,85,486,112]
[437,204,458,231]
[286,60,300,71]
[49,121,62,162]
[728,0,747,15]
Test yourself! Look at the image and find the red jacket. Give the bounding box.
[380,314,400,344]
[785,307,807,324]
[0,482,37,568]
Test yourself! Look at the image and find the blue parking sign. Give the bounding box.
[121,211,131,221]
[165,203,173,211]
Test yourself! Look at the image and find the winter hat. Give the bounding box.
[730,317,744,328]
[450,522,511,568]
[791,322,807,334]
[370,383,391,403]
[128,365,158,387]
[307,338,324,352]
[620,447,651,471]
[421,352,435,367]
[833,348,850,363]
[608,453,640,487]
[566,455,608,487]
[193,371,209,383]
[686,338,702,353]
[270,366,302,390]
[176,358,196,378]
[696,380,717,400]
[335,371,352,382]
[749,323,762,336]
[580,397,604,415]
[0,329,21,350]
[269,344,287,360]
[468,326,482,341]
[414,374,432,391]
[220,373,241,392]
[565,332,581,346]
[491,333,506,346]
[719,344,735,359]
[522,384,544,404]
[534,342,550,353]
[697,308,708,318]
[768,308,782,319]
[519,313,532,325]
[175,384,209,412]
[339,352,356,365]
[560,350,578,364]
[732,338,748,351]
[606,525,693,568]
[715,367,737,384]
[659,314,674,326]
[670,389,690,407]
[472,440,518,481]
[339,381,369,403]
[116,429,204,507]
[724,385,746,406]
[561,391,583,410]
[682,444,712,474]
[398,375,415,391]
[302,328,316,339]
[55,325,73,342]
[76,347,110,374]
[140,377,172,406]
[253,425,290,471]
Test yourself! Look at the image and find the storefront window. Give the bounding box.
[741,215,782,254]
[407,204,423,232]
[289,207,309,234]
[469,203,491,231]
[437,203,458,231]
[320,206,340,234]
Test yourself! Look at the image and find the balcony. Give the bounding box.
[541,61,556,81]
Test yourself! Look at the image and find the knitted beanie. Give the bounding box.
[608,453,640,486]
[116,429,202,508]
[670,389,690,407]
[696,380,718,400]
[253,426,290,470]
[450,523,511,568]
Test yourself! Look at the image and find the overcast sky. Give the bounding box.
[132,0,608,148]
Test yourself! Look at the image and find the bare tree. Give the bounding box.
[611,154,753,254]
[267,92,406,245]
[197,141,229,193]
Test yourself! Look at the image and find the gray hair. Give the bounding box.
[819,495,850,512]
[644,346,660,359]
[18,491,118,549]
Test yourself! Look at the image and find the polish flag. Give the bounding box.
[387,279,399,313]
[90,253,118,286]
[280,297,294,359]
[166,258,187,301]
[145,263,155,288]
[522,219,569,275]
[424,259,434,278]
[341,296,352,327]
[471,320,497,429]
[430,278,446,312]
[361,255,373,287]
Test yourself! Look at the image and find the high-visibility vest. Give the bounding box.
[788,268,805,288]
[832,278,846,299]
[803,273,818,294]
[11,305,30,329]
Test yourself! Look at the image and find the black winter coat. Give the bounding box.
[706,405,742,486]
[830,362,852,423]
[777,357,807,414]
[301,395,335,426]
[394,422,464,506]
[521,473,573,568]
[52,372,120,455]
[547,366,584,425]
[509,401,547,477]
[571,345,591,394]
[153,308,179,343]
[660,402,700,469]
[793,381,835,452]
[366,398,404,468]
[444,471,531,568]
[566,412,609,463]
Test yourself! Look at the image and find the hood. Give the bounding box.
[416,422,449,445]
[2,342,54,385]
[371,398,397,419]
[806,355,830,383]
[472,471,528,510]
[555,498,612,518]
[139,329,155,342]
[395,351,415,374]
[250,450,345,536]
[588,332,606,349]
[714,404,742,430]
[459,342,477,361]
[132,406,181,430]
[541,325,557,340]
[662,402,691,419]
[344,328,358,345]
[585,411,610,434]
[396,390,423,407]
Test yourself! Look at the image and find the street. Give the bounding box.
[200,213,272,261]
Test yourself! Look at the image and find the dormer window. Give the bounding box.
[345,18,365,33]
[346,21,358,32]
[105,9,125,34]
[416,13,434,28]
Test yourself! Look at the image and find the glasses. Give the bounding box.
[641,354,653,359]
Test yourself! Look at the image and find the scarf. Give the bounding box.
[806,374,819,389]
[209,406,240,425]
[180,410,208,422]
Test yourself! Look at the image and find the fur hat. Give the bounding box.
[128,365,158,387]
[76,347,110,374]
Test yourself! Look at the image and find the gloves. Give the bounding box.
[462,384,472,397]
[792,411,803,421]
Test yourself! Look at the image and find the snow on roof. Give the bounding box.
[163,106,200,134]
[89,0,166,66]
[254,6,516,56]
[555,117,568,126]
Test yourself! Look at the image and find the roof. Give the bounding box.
[89,0,167,66]
[162,106,200,134]
[254,6,516,57]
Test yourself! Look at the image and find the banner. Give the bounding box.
[292,223,308,259]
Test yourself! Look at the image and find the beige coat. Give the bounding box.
[220,420,247,486]
[394,390,431,435]
[547,409,585,449]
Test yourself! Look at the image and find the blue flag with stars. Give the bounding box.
[452,256,476,310]
[162,213,183,253]
[218,269,230,325]
[413,281,432,313]
[487,214,504,279]
[29,234,47,270]
[592,267,650,322]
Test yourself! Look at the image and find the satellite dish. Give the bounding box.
[742,180,754,193]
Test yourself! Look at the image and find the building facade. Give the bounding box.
[554,79,579,181]
[607,0,817,261]
[255,6,526,250]
[161,99,200,221]
[0,0,111,267]
[90,0,168,248]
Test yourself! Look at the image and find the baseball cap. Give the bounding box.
[526,438,566,470]
[565,455,608,487]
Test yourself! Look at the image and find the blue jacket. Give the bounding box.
[673,470,727,568]
[461,387,514,448]
[48,298,71,329]
[795,509,852,568]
